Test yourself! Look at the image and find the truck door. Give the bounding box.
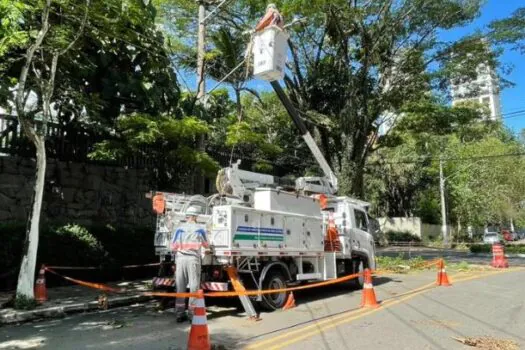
[351,208,376,269]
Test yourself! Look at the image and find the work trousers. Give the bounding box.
[174,254,201,318]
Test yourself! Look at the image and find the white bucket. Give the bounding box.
[252,26,289,81]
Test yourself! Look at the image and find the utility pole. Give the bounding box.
[194,0,207,194]
[196,0,206,100]
[439,157,448,247]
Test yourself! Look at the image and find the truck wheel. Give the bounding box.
[351,259,364,289]
[260,272,288,310]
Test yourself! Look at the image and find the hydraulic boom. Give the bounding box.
[270,81,338,194]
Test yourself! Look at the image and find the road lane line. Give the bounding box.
[245,268,524,350]
[244,281,439,349]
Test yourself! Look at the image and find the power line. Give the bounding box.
[369,152,525,166]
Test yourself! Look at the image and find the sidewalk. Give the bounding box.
[0,280,153,325]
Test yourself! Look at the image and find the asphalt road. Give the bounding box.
[1,268,524,350]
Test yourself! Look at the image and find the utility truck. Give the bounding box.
[149,26,376,314]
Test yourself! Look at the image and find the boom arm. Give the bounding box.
[270,81,338,194]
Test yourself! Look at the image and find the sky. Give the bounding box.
[439,0,525,134]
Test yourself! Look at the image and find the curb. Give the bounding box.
[0,294,152,325]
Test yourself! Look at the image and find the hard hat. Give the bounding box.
[266,3,277,10]
[185,206,201,217]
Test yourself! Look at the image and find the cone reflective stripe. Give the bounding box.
[187,290,211,350]
[282,292,296,310]
[34,265,47,303]
[436,259,451,286]
[360,269,380,308]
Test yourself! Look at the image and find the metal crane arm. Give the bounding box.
[270,81,338,194]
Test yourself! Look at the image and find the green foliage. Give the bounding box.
[385,230,422,243]
[489,7,525,54]
[41,224,108,267]
[0,0,30,59]
[89,111,219,189]
[470,244,525,254]
[0,223,156,277]
[469,244,493,254]
[376,254,428,273]
[14,294,37,310]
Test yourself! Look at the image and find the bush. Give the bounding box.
[0,222,156,289]
[41,224,109,268]
[14,294,38,310]
[469,244,492,253]
[469,244,525,254]
[386,230,422,242]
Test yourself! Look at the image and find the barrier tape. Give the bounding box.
[44,262,162,271]
[42,260,444,299]
[204,272,362,297]
[45,268,125,293]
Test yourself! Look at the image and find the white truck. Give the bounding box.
[149,26,376,314]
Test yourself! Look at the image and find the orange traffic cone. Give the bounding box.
[360,269,380,308]
[491,243,509,268]
[436,259,451,287]
[187,290,211,350]
[34,265,47,303]
[282,292,296,310]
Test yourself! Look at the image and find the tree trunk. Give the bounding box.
[15,136,46,299]
[350,161,365,198]
[234,88,242,119]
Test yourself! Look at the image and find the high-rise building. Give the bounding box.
[451,63,502,121]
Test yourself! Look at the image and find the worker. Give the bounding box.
[171,206,209,323]
[255,3,284,32]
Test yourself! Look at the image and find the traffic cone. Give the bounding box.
[491,243,509,268]
[34,265,47,303]
[187,290,211,350]
[436,259,451,287]
[282,292,296,310]
[360,269,380,308]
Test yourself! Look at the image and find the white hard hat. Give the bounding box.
[267,3,277,10]
[185,206,201,217]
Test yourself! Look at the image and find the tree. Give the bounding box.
[89,92,221,191]
[1,0,182,302]
[489,7,525,54]
[183,0,499,198]
[446,132,525,231]
[8,0,89,301]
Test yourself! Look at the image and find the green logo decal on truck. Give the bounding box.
[234,226,284,241]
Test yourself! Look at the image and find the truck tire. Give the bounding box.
[260,272,288,310]
[351,259,365,290]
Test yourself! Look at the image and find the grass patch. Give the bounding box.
[376,254,432,273]
[377,255,487,273]
[14,294,38,310]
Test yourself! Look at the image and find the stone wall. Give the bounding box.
[0,155,155,227]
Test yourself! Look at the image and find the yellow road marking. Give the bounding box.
[245,267,525,350]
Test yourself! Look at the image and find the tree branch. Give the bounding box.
[59,0,90,55]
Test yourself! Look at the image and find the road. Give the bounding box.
[377,246,525,266]
[1,268,524,350]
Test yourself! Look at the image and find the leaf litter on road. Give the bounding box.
[452,336,519,350]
